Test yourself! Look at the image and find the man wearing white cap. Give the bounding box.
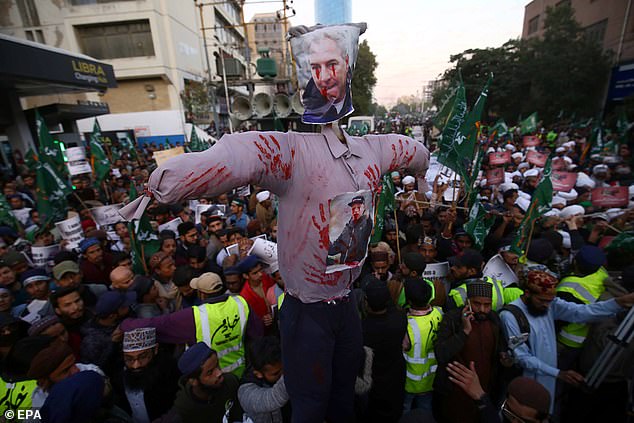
[522,168,540,195]
[113,327,180,423]
[255,190,276,232]
[397,175,425,216]
[591,164,610,187]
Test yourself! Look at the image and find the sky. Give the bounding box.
[244,0,529,107]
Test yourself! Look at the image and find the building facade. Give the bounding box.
[521,0,634,64]
[248,12,288,79]
[315,0,352,25]
[0,0,248,131]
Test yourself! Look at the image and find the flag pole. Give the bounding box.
[393,208,402,264]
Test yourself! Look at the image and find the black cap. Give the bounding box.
[364,277,391,311]
[449,249,484,270]
[347,196,365,207]
[178,221,196,236]
[404,277,433,307]
[403,252,426,273]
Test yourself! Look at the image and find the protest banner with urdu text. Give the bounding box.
[485,168,505,185]
[591,186,628,207]
[526,150,548,167]
[551,171,577,192]
[153,147,185,166]
[488,151,511,165]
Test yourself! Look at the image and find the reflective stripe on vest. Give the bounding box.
[404,308,443,394]
[557,282,596,304]
[451,277,503,310]
[193,296,249,376]
[556,269,606,348]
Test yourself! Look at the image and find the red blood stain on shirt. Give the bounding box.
[311,203,330,251]
[255,135,293,180]
[364,164,381,192]
[389,139,417,170]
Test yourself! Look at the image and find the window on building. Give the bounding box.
[585,19,608,45]
[35,29,45,44]
[556,0,571,8]
[528,15,539,35]
[16,0,39,27]
[25,30,34,41]
[70,0,135,4]
[75,20,155,59]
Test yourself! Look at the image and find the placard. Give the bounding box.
[195,204,227,224]
[488,151,511,165]
[65,146,92,176]
[158,217,183,234]
[526,150,548,167]
[591,186,629,208]
[31,244,60,268]
[523,135,540,147]
[485,168,505,185]
[422,262,449,280]
[235,186,251,197]
[483,254,518,287]
[55,214,84,250]
[90,204,123,227]
[153,147,185,166]
[11,208,31,226]
[551,171,577,193]
[248,237,278,265]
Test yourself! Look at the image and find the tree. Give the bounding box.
[432,3,611,125]
[351,40,378,116]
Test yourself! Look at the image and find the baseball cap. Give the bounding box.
[237,255,265,274]
[347,196,365,207]
[190,272,224,294]
[52,261,80,280]
[95,291,137,317]
[449,249,484,270]
[20,268,50,287]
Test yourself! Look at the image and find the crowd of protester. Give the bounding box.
[0,119,632,423]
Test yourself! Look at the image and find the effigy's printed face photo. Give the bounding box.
[290,24,360,124]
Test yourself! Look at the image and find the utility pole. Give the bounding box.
[197,1,220,135]
[239,2,254,101]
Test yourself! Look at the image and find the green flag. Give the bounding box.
[90,120,111,185]
[35,161,72,223]
[370,174,396,244]
[520,112,538,135]
[464,201,495,250]
[511,156,553,257]
[24,148,39,171]
[433,85,459,131]
[437,79,468,172]
[188,125,207,152]
[439,75,492,189]
[589,121,604,154]
[121,136,138,161]
[127,183,160,275]
[164,138,171,149]
[490,118,508,141]
[0,194,21,232]
[35,110,66,174]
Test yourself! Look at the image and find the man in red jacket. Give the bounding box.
[238,255,275,329]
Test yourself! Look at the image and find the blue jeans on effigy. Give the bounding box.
[279,293,363,423]
[403,392,433,414]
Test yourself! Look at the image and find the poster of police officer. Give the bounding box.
[326,190,374,273]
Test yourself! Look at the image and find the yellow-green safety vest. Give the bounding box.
[449,276,522,311]
[192,295,250,377]
[404,307,443,394]
[557,267,608,348]
[0,377,37,414]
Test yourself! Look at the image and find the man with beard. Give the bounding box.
[176,221,200,266]
[169,342,243,422]
[204,211,226,259]
[328,196,373,266]
[79,237,114,286]
[112,327,179,422]
[500,267,634,412]
[433,281,509,422]
[369,251,391,282]
[51,287,90,357]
